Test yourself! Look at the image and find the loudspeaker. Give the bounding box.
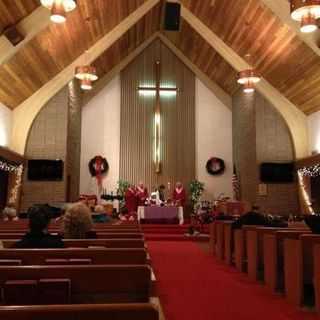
[164,2,181,31]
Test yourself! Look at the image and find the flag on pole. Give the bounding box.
[232,166,240,201]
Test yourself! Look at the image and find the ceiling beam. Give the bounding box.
[181,5,308,159]
[0,6,50,65]
[82,32,159,106]
[260,0,320,57]
[10,0,161,155]
[157,33,232,109]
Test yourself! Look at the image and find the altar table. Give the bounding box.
[137,206,184,225]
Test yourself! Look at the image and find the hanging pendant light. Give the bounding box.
[237,55,260,93]
[41,0,77,23]
[75,65,98,91]
[290,0,320,33]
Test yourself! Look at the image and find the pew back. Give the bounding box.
[1,239,145,249]
[0,248,147,265]
[0,303,159,320]
[0,265,151,304]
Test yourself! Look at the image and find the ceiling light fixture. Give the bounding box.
[290,0,320,33]
[75,65,98,91]
[237,55,260,94]
[41,0,77,23]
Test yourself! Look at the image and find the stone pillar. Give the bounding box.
[66,80,82,202]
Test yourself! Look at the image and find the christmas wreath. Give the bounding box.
[206,157,225,175]
[88,156,109,186]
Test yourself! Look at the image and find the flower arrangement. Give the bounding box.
[189,180,205,207]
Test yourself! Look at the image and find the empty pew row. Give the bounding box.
[0,265,151,305]
[1,238,145,249]
[0,233,144,239]
[0,304,159,320]
[284,234,320,310]
[0,248,147,265]
[0,228,142,233]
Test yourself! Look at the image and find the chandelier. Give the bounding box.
[237,55,261,94]
[41,0,77,23]
[290,0,320,33]
[75,65,98,90]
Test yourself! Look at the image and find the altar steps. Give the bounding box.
[141,224,210,242]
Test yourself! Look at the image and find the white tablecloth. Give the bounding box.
[137,206,184,225]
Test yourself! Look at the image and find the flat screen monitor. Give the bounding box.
[28,159,63,181]
[260,162,294,183]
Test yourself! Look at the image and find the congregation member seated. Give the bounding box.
[63,202,97,239]
[1,205,18,221]
[232,205,268,229]
[91,204,112,223]
[15,206,64,248]
[304,214,320,234]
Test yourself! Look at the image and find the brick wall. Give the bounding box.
[21,87,68,212]
[233,89,299,215]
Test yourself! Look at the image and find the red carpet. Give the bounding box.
[148,241,320,320]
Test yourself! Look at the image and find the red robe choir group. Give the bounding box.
[122,182,186,221]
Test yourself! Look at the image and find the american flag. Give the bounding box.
[232,166,240,201]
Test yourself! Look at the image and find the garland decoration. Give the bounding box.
[298,164,320,177]
[8,165,23,204]
[0,159,20,172]
[206,157,225,175]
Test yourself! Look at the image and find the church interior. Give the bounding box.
[1,0,320,319]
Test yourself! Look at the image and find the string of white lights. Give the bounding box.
[298,164,320,177]
[0,160,20,173]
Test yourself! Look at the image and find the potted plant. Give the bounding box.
[189,180,205,213]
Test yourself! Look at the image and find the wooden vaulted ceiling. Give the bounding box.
[2,0,320,115]
[0,0,39,33]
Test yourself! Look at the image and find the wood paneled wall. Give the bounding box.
[120,39,195,194]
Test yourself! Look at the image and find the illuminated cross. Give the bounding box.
[138,60,178,173]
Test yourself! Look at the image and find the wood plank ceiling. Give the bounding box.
[180,0,320,114]
[0,0,147,109]
[1,0,320,115]
[0,0,39,34]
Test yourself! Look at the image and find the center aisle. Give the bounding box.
[148,241,319,320]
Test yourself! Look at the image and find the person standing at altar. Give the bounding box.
[125,184,138,214]
[136,181,149,206]
[172,182,186,207]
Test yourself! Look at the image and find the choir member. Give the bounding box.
[136,181,149,206]
[172,182,186,207]
[125,184,138,214]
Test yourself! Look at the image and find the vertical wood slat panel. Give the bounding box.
[120,39,195,196]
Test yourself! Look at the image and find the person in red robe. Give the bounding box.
[172,182,186,207]
[136,181,149,206]
[124,185,138,214]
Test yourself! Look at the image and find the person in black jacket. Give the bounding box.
[15,206,64,248]
[232,205,268,229]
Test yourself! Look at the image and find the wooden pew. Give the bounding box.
[234,229,245,272]
[246,226,287,281]
[214,220,233,261]
[284,234,320,308]
[263,230,311,292]
[0,233,144,240]
[0,248,147,265]
[224,222,234,265]
[0,303,159,320]
[0,265,151,304]
[1,238,145,249]
[209,222,216,253]
[314,245,320,313]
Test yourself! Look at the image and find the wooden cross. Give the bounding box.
[138,60,178,173]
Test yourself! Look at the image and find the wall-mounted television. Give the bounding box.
[260,162,294,183]
[28,159,64,181]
